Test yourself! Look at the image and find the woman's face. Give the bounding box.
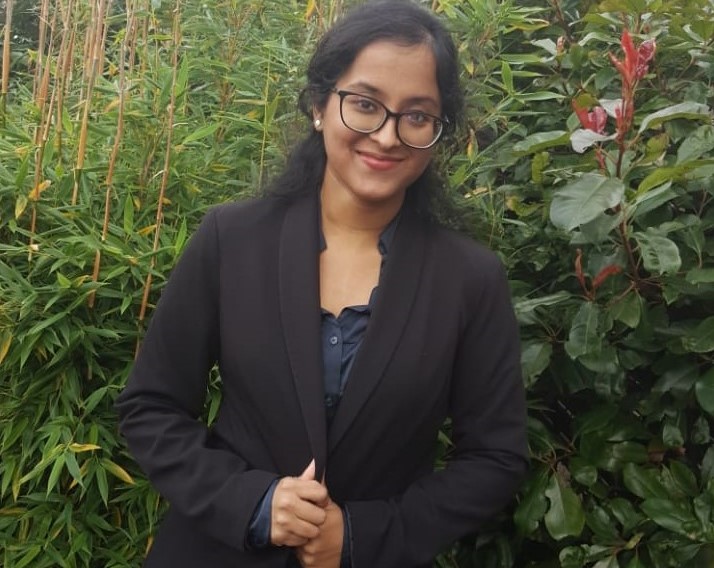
[315,40,441,210]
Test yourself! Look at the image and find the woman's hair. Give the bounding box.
[265,0,464,225]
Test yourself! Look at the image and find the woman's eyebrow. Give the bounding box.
[342,81,440,108]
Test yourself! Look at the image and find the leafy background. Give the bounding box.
[1,0,713,566]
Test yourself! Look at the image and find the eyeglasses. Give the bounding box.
[329,88,446,149]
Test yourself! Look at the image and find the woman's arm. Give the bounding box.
[344,258,529,567]
[115,208,278,551]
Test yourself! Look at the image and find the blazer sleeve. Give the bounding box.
[115,208,278,552]
[344,257,529,568]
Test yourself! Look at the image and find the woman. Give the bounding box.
[116,1,528,567]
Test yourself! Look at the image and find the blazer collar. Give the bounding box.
[278,194,428,467]
[279,195,327,477]
[328,204,426,451]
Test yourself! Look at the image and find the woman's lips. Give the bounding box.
[358,151,402,171]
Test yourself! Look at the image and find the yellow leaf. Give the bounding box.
[68,462,90,490]
[305,0,316,20]
[101,459,135,485]
[69,443,101,453]
[104,98,121,113]
[464,60,474,76]
[15,195,28,219]
[161,197,172,205]
[0,507,26,516]
[0,332,11,366]
[28,179,51,201]
[138,224,156,236]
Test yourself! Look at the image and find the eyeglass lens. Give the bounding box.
[340,93,442,149]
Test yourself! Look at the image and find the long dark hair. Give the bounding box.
[265,0,464,225]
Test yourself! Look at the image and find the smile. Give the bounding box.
[357,151,403,171]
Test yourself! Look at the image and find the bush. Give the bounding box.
[1,0,712,566]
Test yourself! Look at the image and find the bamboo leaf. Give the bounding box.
[68,443,102,453]
[101,458,135,485]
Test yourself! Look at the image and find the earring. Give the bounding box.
[314,119,322,130]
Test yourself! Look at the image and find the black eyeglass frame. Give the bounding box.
[328,88,447,150]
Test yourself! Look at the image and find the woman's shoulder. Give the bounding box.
[427,224,505,278]
[209,195,290,227]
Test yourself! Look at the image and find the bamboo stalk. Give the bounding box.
[55,0,77,159]
[137,0,181,345]
[1,0,13,126]
[77,0,97,114]
[88,0,136,309]
[33,0,50,102]
[71,0,110,205]
[28,3,59,258]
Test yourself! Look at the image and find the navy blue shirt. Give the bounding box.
[246,214,399,563]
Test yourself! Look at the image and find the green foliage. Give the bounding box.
[1,0,713,566]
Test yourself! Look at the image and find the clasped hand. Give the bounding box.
[270,460,344,568]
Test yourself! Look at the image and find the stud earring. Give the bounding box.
[314,119,322,130]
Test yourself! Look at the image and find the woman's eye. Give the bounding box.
[350,97,378,113]
[405,112,430,126]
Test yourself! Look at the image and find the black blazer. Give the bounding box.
[116,194,528,568]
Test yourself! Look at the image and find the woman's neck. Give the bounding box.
[319,184,403,241]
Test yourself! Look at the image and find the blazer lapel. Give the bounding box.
[278,195,328,477]
[327,207,427,452]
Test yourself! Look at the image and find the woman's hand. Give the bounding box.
[296,497,344,568]
[270,460,329,547]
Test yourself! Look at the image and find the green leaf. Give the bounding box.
[521,340,552,385]
[513,131,569,154]
[550,173,625,231]
[640,498,698,535]
[180,123,220,145]
[609,292,641,328]
[623,463,669,499]
[123,194,134,235]
[174,217,188,258]
[570,458,598,487]
[695,368,714,416]
[686,268,714,284]
[513,291,571,325]
[96,464,109,506]
[638,102,711,134]
[64,451,84,489]
[565,302,601,359]
[633,229,681,275]
[514,471,549,535]
[683,317,714,353]
[636,161,714,194]
[46,453,66,496]
[501,61,514,94]
[677,125,714,163]
[560,546,587,568]
[544,472,585,540]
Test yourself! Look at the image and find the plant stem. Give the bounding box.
[1,0,13,127]
[89,0,135,309]
[137,0,181,339]
[72,0,111,206]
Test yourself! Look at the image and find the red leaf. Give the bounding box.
[635,39,656,79]
[572,100,592,130]
[621,29,637,76]
[592,264,623,291]
[574,249,588,293]
[591,107,607,134]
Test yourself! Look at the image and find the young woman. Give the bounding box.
[116,1,529,567]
